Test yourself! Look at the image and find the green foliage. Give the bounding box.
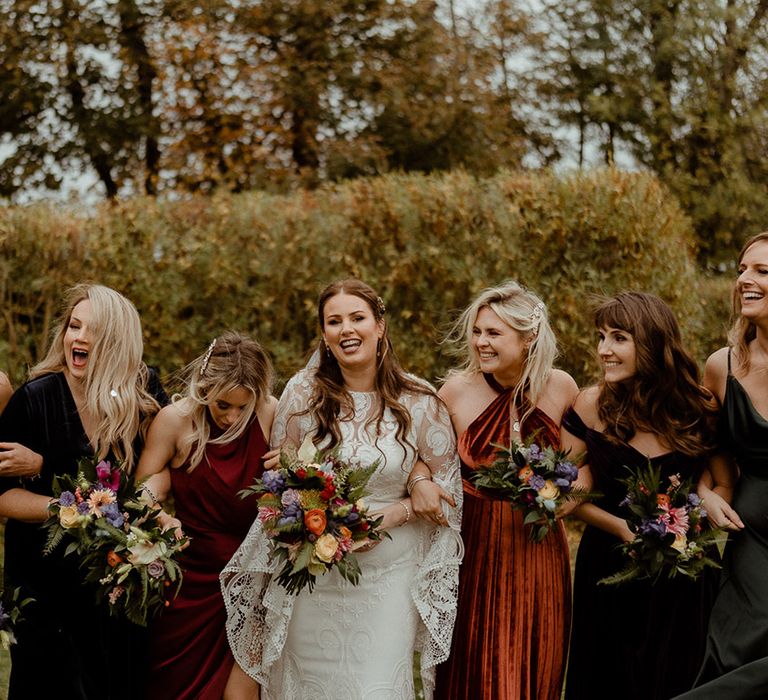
[0,169,710,388]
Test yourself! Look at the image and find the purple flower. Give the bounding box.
[529,475,546,491]
[638,517,668,537]
[77,502,90,515]
[555,478,571,488]
[147,560,165,579]
[528,444,542,460]
[101,502,124,528]
[619,495,633,508]
[555,462,578,481]
[261,470,286,494]
[59,491,76,507]
[687,493,702,507]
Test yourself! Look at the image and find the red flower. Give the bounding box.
[657,493,671,508]
[296,467,307,479]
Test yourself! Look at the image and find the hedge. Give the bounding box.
[0,169,728,390]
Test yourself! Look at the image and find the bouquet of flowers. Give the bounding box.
[42,456,187,626]
[242,436,387,595]
[599,462,725,585]
[0,588,33,650]
[471,438,587,542]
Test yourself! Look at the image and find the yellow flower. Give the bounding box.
[59,504,82,529]
[314,533,339,563]
[538,480,560,501]
[671,534,687,553]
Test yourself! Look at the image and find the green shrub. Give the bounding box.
[0,169,723,390]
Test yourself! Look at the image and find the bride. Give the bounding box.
[221,278,463,699]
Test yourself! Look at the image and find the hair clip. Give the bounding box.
[376,296,386,317]
[200,338,217,377]
[529,301,545,322]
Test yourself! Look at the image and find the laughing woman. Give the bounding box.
[0,283,167,699]
[433,281,578,700]
[222,278,463,699]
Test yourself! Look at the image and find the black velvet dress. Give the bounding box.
[0,371,167,700]
[563,408,716,700]
[675,353,768,699]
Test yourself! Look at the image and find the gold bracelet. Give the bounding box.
[406,474,431,496]
[398,500,411,525]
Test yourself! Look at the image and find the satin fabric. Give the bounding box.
[435,380,571,700]
[675,353,768,699]
[0,370,167,700]
[563,408,715,700]
[147,415,267,700]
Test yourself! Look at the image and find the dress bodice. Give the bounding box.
[720,352,768,478]
[562,407,706,516]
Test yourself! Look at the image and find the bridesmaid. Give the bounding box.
[433,280,578,700]
[0,283,167,699]
[136,331,277,700]
[564,292,727,700]
[675,231,768,699]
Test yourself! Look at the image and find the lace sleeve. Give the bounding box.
[408,390,465,696]
[269,369,315,449]
[220,370,316,683]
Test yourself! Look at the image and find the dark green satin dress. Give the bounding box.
[675,351,768,699]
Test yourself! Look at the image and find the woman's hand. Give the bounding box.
[0,442,43,478]
[409,479,455,527]
[263,448,281,471]
[617,520,635,543]
[155,510,190,549]
[699,486,744,531]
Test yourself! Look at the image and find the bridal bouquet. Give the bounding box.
[242,437,386,595]
[471,438,587,542]
[600,462,725,585]
[0,588,33,650]
[42,456,186,626]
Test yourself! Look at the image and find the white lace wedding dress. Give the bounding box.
[221,369,463,699]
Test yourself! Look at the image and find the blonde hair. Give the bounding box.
[176,331,273,471]
[30,283,160,470]
[447,280,557,423]
[729,231,768,373]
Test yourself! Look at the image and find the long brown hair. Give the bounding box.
[306,278,433,451]
[729,231,768,373]
[595,292,716,456]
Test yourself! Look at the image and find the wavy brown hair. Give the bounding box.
[595,292,717,456]
[728,231,768,373]
[305,278,434,452]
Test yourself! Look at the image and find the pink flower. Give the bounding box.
[108,586,126,605]
[87,488,116,516]
[258,506,281,523]
[660,505,689,536]
[96,460,121,492]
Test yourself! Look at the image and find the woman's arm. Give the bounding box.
[0,488,53,522]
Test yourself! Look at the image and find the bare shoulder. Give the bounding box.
[0,372,12,410]
[548,369,579,403]
[257,395,279,438]
[151,402,188,434]
[438,373,478,405]
[571,386,601,428]
[704,346,729,400]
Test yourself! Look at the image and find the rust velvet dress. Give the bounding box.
[435,375,571,699]
[147,415,267,700]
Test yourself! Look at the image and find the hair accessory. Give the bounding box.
[376,296,386,317]
[200,338,217,377]
[110,389,118,398]
[529,301,545,322]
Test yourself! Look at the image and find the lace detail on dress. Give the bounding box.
[221,369,463,698]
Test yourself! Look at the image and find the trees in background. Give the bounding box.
[1,0,767,261]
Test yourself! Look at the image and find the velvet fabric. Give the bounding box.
[675,352,768,699]
[435,377,571,700]
[0,371,167,700]
[147,415,267,700]
[563,407,715,700]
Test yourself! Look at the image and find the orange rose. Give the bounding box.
[657,493,671,508]
[106,550,124,567]
[304,508,327,535]
[518,466,534,484]
[339,526,352,539]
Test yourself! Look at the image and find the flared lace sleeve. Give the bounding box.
[220,371,314,684]
[407,390,465,696]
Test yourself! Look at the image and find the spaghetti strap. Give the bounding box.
[727,348,732,375]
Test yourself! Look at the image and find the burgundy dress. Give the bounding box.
[147,415,267,700]
[435,376,571,699]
